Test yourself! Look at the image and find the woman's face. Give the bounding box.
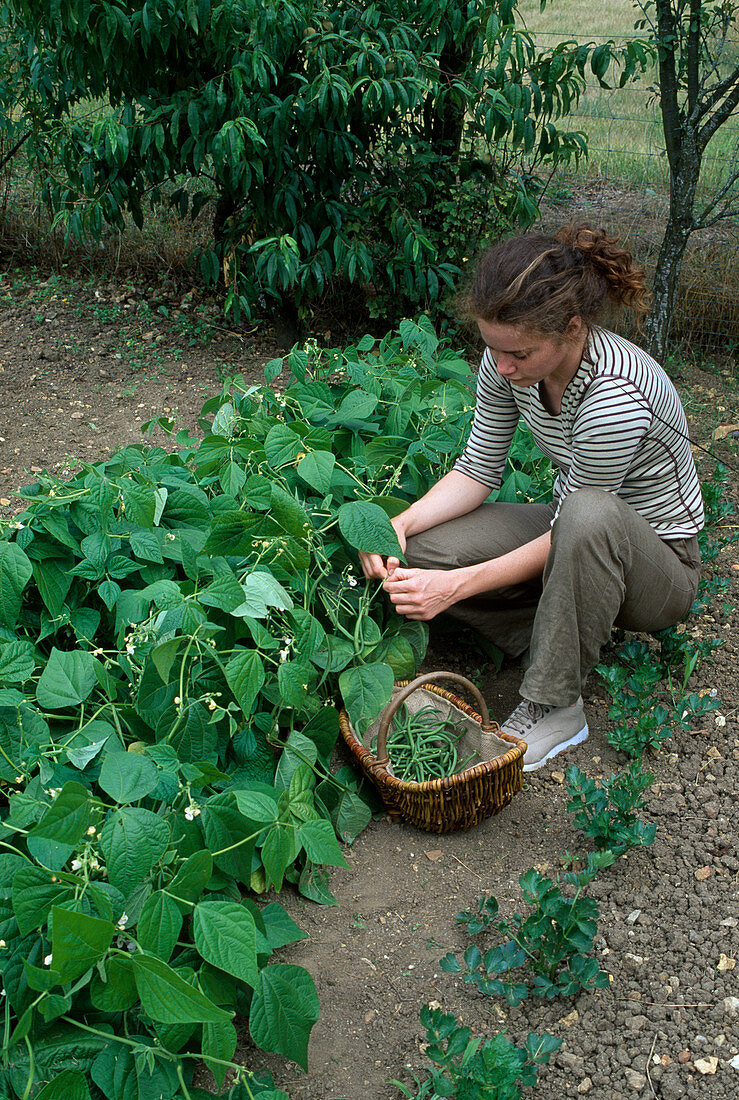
[477,318,584,388]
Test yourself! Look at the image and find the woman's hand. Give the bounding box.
[358,516,407,579]
[383,566,461,621]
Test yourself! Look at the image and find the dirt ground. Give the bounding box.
[0,265,737,1100]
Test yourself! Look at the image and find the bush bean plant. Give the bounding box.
[0,319,531,1098]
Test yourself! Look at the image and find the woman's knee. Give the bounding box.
[554,488,623,540]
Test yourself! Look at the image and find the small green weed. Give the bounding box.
[654,624,723,681]
[692,575,732,614]
[394,1006,561,1099]
[565,762,656,855]
[596,639,722,756]
[440,854,614,1006]
[699,462,738,560]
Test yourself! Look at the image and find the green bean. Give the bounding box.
[373,703,470,783]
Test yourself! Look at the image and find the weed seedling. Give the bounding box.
[441,854,614,1005]
[597,637,723,757]
[566,761,656,854]
[394,1006,561,1099]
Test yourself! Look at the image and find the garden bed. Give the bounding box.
[0,269,737,1100]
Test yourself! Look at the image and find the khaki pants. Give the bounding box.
[405,487,701,707]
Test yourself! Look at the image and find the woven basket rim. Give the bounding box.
[339,679,525,794]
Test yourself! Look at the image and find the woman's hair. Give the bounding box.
[461,225,650,336]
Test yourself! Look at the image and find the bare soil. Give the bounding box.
[0,264,737,1100]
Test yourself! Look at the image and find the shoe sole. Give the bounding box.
[522,723,589,772]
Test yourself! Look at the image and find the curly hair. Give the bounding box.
[460,225,650,336]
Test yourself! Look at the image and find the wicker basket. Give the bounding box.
[339,671,525,834]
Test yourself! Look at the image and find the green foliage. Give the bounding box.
[1,0,648,323]
[698,462,738,562]
[596,638,722,756]
[0,320,482,1097]
[654,623,723,680]
[394,1006,561,1099]
[440,854,614,1006]
[565,762,656,855]
[490,423,555,505]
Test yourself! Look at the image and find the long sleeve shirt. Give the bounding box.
[454,326,704,539]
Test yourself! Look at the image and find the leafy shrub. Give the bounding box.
[565,761,656,855]
[0,319,485,1097]
[440,855,614,1006]
[394,1006,561,1099]
[1,0,647,323]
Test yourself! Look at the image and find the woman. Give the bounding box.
[359,226,703,770]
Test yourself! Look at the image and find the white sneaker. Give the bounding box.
[501,697,589,772]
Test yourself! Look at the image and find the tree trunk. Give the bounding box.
[644,137,701,363]
[423,23,479,160]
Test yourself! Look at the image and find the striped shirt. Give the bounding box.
[454,326,704,539]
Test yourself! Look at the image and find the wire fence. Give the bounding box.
[530,30,739,357]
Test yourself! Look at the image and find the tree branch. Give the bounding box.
[699,74,739,148]
[0,129,31,173]
[654,0,681,169]
[687,0,700,111]
[694,150,739,227]
[696,55,739,114]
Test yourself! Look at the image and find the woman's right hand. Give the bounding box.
[358,516,407,579]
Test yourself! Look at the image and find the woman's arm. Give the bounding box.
[358,470,492,579]
[383,530,551,620]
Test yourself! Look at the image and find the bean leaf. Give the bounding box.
[193,899,259,987]
[51,906,115,983]
[249,963,320,1069]
[337,500,404,555]
[131,954,232,1024]
[98,752,158,804]
[99,808,170,895]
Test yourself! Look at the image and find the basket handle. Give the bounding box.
[375,671,495,767]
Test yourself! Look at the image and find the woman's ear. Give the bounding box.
[565,315,584,338]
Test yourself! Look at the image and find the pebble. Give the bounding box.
[730,1055,739,1070]
[577,1078,593,1094]
[724,996,739,1017]
[624,1069,646,1090]
[559,1009,580,1027]
[626,909,641,923]
[694,1056,718,1074]
[677,1051,692,1063]
[559,1052,585,1071]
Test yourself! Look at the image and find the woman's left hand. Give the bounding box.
[383,566,460,621]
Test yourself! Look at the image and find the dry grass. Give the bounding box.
[539,173,739,348]
[518,0,739,196]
